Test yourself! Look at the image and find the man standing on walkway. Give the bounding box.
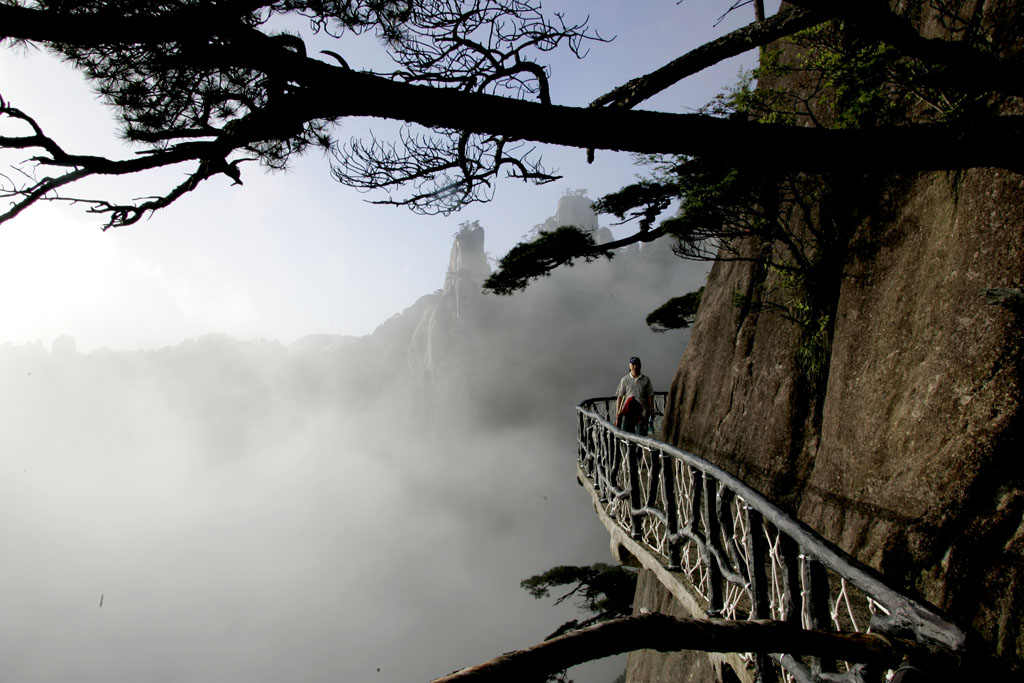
[616,356,655,436]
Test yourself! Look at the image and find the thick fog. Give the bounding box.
[1,196,709,683]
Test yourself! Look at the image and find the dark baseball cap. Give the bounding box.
[629,356,641,365]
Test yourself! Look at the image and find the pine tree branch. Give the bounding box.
[0,2,263,46]
[3,2,1024,228]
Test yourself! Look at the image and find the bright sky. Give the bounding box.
[0,1,774,352]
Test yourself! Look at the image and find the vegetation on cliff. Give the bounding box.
[520,562,637,682]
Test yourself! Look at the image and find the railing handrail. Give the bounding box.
[575,396,966,681]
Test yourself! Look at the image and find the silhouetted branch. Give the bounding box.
[432,613,954,682]
[483,226,607,294]
[2,1,1024,228]
[483,219,679,294]
[332,126,557,215]
[590,6,827,111]
[2,91,264,228]
[380,0,608,102]
[0,2,253,46]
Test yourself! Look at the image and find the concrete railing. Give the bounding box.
[576,396,966,683]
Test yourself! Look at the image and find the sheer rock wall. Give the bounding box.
[663,134,1024,674]
[650,2,1024,672]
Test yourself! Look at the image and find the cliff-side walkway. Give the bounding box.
[577,395,967,683]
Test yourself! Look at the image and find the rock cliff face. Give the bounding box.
[667,167,1023,631]
[657,21,1024,683]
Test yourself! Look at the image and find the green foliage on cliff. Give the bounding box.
[521,562,637,683]
[704,16,994,382]
[733,19,989,130]
[646,287,704,333]
[521,562,637,630]
[592,179,678,232]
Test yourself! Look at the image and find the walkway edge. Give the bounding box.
[577,465,754,683]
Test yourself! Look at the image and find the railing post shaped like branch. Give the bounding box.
[645,448,662,510]
[590,415,602,496]
[627,440,643,539]
[599,425,615,502]
[802,556,833,631]
[577,411,591,481]
[689,466,703,533]
[802,554,837,676]
[702,474,725,617]
[662,454,682,571]
[744,507,777,683]
[597,419,609,500]
[612,432,625,500]
[577,411,585,464]
[716,487,749,586]
[777,528,802,626]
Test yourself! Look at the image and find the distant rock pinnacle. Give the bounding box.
[445,221,490,290]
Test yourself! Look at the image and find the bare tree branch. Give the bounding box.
[331,126,557,214]
[589,6,827,111]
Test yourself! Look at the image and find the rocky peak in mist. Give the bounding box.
[445,221,490,289]
[553,190,597,232]
[363,192,709,434]
[531,190,613,245]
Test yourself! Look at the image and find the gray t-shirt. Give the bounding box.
[616,373,654,413]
